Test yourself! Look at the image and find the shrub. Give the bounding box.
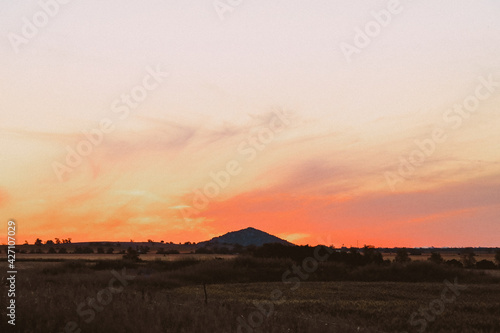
[428,252,444,264]
[445,259,463,268]
[394,248,411,263]
[476,260,496,270]
[123,247,141,262]
[460,248,476,268]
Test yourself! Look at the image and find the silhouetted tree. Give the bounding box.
[428,252,444,264]
[395,248,411,263]
[54,238,61,245]
[362,245,383,265]
[46,240,54,245]
[461,248,476,268]
[123,247,140,261]
[34,238,43,246]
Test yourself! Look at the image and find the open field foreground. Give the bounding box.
[1,258,499,333]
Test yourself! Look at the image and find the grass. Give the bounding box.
[1,257,499,332]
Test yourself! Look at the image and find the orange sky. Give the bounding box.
[1,1,500,247]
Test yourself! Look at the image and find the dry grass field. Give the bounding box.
[1,255,499,333]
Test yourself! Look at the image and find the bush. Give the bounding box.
[445,259,463,268]
[428,252,444,264]
[461,248,476,268]
[123,247,141,262]
[476,260,496,270]
[394,248,411,263]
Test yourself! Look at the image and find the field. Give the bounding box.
[381,253,497,263]
[1,255,499,333]
[9,253,237,261]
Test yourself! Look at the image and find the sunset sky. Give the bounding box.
[1,0,499,247]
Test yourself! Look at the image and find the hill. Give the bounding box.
[199,227,294,247]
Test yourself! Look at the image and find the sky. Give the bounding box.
[1,0,499,247]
